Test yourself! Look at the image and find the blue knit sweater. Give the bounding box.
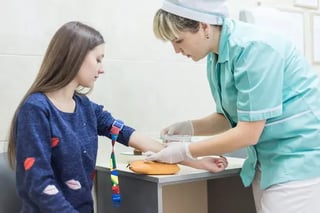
[14,92,135,212]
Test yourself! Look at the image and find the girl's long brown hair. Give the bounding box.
[7,21,104,169]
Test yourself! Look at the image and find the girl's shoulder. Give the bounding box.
[17,93,51,116]
[24,92,49,107]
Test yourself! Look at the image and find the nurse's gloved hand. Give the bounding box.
[160,121,194,138]
[145,142,195,164]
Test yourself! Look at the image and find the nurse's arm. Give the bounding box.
[192,112,231,136]
[128,131,228,172]
[188,120,266,157]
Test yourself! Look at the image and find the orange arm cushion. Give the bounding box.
[128,160,180,175]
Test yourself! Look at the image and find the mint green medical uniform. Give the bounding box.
[207,18,320,189]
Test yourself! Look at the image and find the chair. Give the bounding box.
[0,152,22,213]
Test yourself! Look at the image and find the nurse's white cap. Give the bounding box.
[161,0,229,25]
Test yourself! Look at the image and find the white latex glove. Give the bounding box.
[145,142,194,164]
[160,120,194,138]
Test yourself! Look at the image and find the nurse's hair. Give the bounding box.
[7,21,104,169]
[153,9,200,41]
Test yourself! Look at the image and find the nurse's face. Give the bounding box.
[170,25,212,61]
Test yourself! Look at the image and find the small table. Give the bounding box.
[95,152,256,213]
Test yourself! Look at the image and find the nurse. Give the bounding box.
[146,0,320,212]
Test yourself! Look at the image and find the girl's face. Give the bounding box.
[76,44,105,88]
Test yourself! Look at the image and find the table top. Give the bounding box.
[96,140,245,185]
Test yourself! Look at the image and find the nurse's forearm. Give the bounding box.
[192,112,230,136]
[189,120,265,157]
[128,131,227,172]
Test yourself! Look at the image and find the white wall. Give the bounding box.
[1,0,319,152]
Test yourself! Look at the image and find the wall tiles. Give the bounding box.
[0,55,41,140]
[0,141,7,153]
[89,59,215,132]
[1,0,319,140]
[0,0,167,62]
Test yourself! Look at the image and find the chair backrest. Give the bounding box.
[0,152,22,213]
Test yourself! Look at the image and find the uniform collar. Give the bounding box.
[217,18,233,63]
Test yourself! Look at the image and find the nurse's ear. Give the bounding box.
[200,22,211,39]
[200,23,221,54]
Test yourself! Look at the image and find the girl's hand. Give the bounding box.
[183,156,228,173]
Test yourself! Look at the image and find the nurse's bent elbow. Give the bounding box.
[237,120,265,146]
[247,138,259,146]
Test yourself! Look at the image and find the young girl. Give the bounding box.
[7,21,227,212]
